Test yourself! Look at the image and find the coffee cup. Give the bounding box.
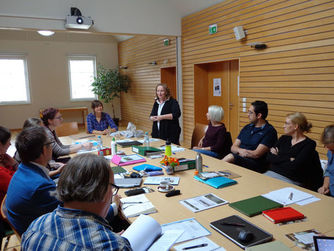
[159,180,171,190]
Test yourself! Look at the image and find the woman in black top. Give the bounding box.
[265,112,323,190]
[149,83,181,145]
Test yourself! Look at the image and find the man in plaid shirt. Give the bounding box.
[21,154,132,250]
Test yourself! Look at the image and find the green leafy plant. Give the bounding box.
[91,65,130,118]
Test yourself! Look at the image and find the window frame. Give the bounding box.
[67,55,97,101]
[0,54,31,105]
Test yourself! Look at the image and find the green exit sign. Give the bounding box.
[209,24,217,34]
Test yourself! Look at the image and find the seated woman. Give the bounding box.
[87,100,118,135]
[192,105,229,159]
[318,125,334,197]
[42,108,92,161]
[14,118,64,178]
[0,126,18,249]
[0,126,18,207]
[265,112,321,188]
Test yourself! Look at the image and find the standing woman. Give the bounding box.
[87,100,118,135]
[265,112,323,190]
[150,83,181,145]
[318,125,334,196]
[42,108,92,161]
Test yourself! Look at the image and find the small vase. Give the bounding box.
[165,165,174,175]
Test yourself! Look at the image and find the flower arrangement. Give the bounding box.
[160,155,180,168]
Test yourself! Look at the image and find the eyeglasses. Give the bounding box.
[109,183,119,196]
[44,140,55,146]
[54,116,63,120]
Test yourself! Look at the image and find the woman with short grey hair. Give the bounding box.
[192,105,230,159]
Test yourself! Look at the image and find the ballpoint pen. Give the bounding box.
[182,243,208,250]
[288,192,293,200]
[220,221,245,227]
[122,201,143,204]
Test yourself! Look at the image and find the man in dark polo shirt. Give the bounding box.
[223,100,277,173]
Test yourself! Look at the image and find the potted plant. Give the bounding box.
[91,65,130,126]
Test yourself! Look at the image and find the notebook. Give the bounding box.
[210,215,273,249]
[229,195,283,217]
[117,140,143,148]
[114,178,142,188]
[245,240,292,251]
[194,175,237,189]
[262,207,305,223]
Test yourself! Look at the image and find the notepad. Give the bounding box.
[262,207,305,223]
[121,194,157,218]
[262,187,314,206]
[229,195,283,217]
[194,175,237,189]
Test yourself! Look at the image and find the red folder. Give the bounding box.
[262,207,305,223]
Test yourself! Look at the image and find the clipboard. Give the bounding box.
[210,215,273,249]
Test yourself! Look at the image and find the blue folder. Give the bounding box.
[194,175,237,189]
[133,164,162,172]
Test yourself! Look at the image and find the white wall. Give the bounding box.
[0,30,120,129]
[0,0,182,35]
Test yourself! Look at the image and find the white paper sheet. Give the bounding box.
[161,218,211,243]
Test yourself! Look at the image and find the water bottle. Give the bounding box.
[111,137,117,156]
[165,139,172,157]
[144,132,150,147]
[196,152,203,173]
[97,136,103,150]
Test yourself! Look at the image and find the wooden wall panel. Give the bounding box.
[118,36,177,134]
[182,0,334,158]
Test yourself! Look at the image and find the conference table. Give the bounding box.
[61,134,334,250]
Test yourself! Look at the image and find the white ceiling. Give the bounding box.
[114,0,224,41]
[169,0,224,17]
[0,0,225,41]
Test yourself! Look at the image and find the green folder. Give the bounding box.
[229,195,283,217]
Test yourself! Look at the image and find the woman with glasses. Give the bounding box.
[265,112,323,191]
[41,108,92,161]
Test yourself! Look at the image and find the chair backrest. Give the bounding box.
[220,131,233,159]
[55,122,79,137]
[191,123,208,148]
[1,195,22,241]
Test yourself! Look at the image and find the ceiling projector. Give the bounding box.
[65,15,94,30]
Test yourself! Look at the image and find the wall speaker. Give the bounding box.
[233,26,246,41]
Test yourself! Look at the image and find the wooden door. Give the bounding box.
[160,67,177,99]
[194,60,239,140]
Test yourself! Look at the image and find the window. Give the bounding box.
[0,55,30,104]
[68,56,96,100]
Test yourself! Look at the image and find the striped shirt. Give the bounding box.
[22,206,132,251]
